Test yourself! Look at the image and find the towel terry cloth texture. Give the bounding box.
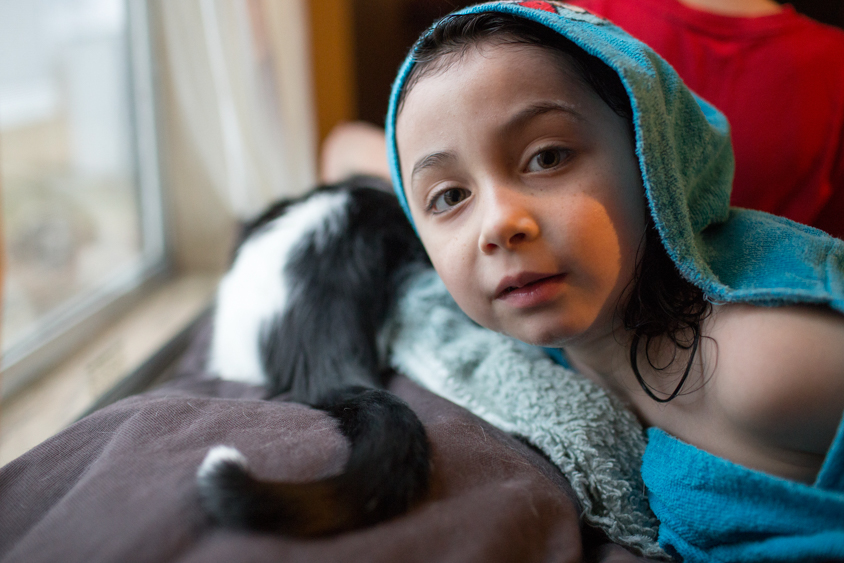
[384,1,844,561]
[386,269,665,558]
[642,422,844,562]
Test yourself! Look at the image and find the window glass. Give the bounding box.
[0,0,162,377]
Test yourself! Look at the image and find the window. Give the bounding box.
[0,0,165,397]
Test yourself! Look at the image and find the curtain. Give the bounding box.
[159,0,317,220]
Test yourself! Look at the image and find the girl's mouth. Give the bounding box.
[495,273,567,307]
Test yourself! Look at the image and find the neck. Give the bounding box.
[561,323,636,401]
[678,0,783,16]
[561,322,704,418]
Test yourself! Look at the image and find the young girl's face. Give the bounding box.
[396,43,647,348]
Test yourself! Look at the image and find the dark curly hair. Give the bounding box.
[398,12,711,402]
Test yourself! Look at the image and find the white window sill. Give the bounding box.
[0,273,219,466]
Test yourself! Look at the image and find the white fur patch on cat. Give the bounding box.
[197,445,248,479]
[209,191,350,385]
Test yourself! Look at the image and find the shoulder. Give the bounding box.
[706,304,844,457]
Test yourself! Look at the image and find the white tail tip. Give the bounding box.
[197,445,248,479]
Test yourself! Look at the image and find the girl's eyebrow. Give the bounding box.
[410,151,457,187]
[505,101,584,132]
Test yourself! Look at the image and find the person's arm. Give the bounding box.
[319,121,390,184]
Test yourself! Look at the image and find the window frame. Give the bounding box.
[0,0,169,400]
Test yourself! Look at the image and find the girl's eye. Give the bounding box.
[526,147,569,172]
[429,187,469,213]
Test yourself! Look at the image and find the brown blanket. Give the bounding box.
[0,325,657,563]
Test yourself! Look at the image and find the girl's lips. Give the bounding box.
[495,273,567,307]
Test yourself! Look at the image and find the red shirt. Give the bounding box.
[567,0,844,238]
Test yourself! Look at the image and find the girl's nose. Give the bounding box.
[478,192,540,254]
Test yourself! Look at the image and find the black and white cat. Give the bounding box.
[197,175,432,535]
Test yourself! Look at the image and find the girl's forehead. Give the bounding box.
[397,42,591,126]
[401,41,585,106]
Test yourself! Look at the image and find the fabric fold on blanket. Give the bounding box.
[386,269,665,558]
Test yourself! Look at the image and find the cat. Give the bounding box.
[196,175,432,535]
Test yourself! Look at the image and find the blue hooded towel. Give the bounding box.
[384,1,844,561]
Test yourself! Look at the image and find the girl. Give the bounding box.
[384,1,844,561]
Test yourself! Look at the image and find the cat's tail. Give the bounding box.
[196,387,430,536]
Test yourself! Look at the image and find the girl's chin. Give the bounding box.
[504,323,585,348]
[499,303,616,348]
[468,305,598,347]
